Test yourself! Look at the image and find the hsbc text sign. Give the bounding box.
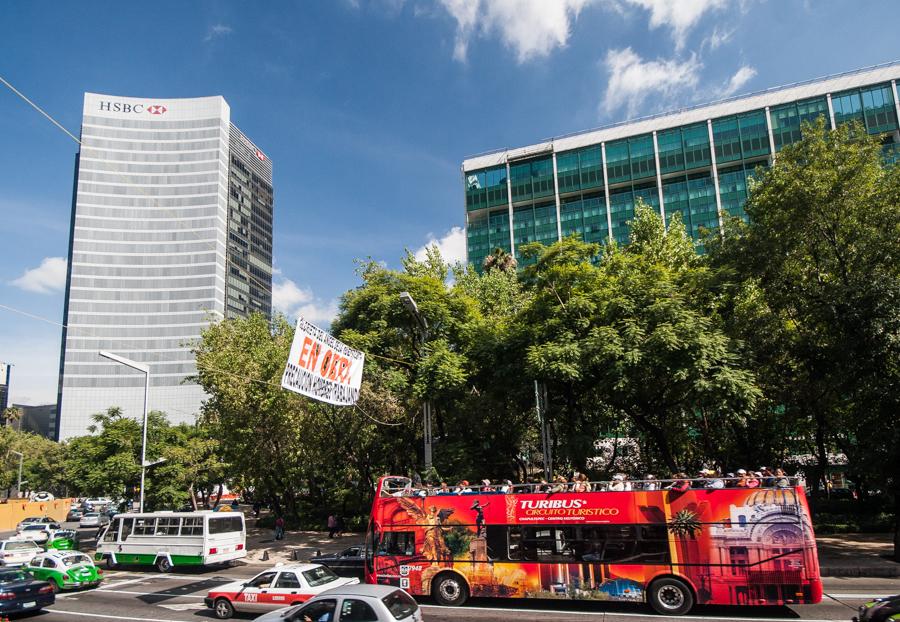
[99,101,167,115]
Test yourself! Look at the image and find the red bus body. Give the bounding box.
[366,477,822,610]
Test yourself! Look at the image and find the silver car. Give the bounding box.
[79,513,110,528]
[254,584,422,622]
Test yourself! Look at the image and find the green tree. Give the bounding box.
[520,204,760,473]
[708,119,900,558]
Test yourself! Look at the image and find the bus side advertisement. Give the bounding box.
[367,481,822,613]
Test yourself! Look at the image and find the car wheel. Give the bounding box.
[51,579,62,593]
[649,577,694,616]
[156,557,172,573]
[432,573,469,606]
[213,597,235,619]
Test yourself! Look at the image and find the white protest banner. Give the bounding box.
[281,317,365,406]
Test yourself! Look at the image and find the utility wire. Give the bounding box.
[0,75,81,144]
[0,77,415,357]
[0,302,409,426]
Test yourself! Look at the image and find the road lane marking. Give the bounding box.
[420,605,843,622]
[826,593,894,599]
[70,588,205,598]
[158,603,206,611]
[44,610,193,622]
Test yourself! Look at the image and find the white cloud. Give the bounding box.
[618,0,728,51]
[272,278,339,326]
[601,47,701,117]
[439,0,592,63]
[10,257,67,294]
[715,64,757,98]
[414,226,467,265]
[703,25,734,50]
[204,23,233,42]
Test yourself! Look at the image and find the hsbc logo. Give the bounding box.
[98,101,168,115]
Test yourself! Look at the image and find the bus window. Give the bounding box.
[181,517,202,536]
[156,518,180,536]
[103,519,119,543]
[133,518,156,536]
[378,532,415,556]
[208,515,244,534]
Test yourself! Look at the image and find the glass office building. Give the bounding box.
[463,62,900,268]
[56,93,273,440]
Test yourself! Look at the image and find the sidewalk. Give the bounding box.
[244,525,362,565]
[817,533,899,577]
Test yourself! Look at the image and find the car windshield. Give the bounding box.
[301,566,339,587]
[0,570,27,583]
[84,513,99,517]
[23,525,45,531]
[4,541,38,551]
[63,554,92,566]
[383,590,418,620]
[53,531,76,539]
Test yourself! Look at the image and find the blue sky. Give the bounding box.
[2,0,899,405]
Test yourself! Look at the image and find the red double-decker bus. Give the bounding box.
[365,476,822,614]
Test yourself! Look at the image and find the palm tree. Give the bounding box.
[2,407,21,430]
[667,509,702,538]
[482,248,517,273]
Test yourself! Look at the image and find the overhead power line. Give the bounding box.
[0,75,81,144]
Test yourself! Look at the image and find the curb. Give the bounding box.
[821,566,900,578]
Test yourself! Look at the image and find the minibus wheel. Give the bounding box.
[105,556,118,570]
[155,557,172,573]
[649,577,694,615]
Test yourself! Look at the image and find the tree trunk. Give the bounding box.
[188,483,198,512]
[211,483,224,509]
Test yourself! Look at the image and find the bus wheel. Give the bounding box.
[432,573,468,606]
[213,597,235,619]
[155,557,172,573]
[649,577,694,615]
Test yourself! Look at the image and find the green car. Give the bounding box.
[25,551,103,591]
[45,530,78,551]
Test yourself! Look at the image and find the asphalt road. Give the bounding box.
[18,564,897,622]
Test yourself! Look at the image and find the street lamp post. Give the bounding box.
[399,292,433,476]
[99,350,150,512]
[9,450,23,498]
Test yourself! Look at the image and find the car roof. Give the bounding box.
[258,563,322,573]
[321,584,405,597]
[1,539,40,547]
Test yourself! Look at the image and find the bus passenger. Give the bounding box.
[643,474,659,491]
[667,473,691,491]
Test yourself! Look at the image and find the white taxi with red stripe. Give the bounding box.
[204,563,359,619]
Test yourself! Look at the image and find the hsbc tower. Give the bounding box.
[56,93,273,440]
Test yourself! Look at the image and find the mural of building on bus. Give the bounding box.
[373,487,817,605]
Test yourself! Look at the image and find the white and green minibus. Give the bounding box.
[95,511,246,572]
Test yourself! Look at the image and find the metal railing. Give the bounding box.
[379,475,805,497]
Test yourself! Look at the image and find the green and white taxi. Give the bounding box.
[25,551,103,591]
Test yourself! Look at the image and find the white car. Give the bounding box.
[205,564,359,619]
[0,540,43,567]
[83,498,111,511]
[255,584,423,622]
[30,491,54,502]
[16,516,59,532]
[12,524,53,544]
[79,513,110,528]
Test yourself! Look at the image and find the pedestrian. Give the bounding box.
[327,514,337,538]
[336,515,345,537]
[253,501,262,518]
[274,515,285,541]
[231,497,239,510]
